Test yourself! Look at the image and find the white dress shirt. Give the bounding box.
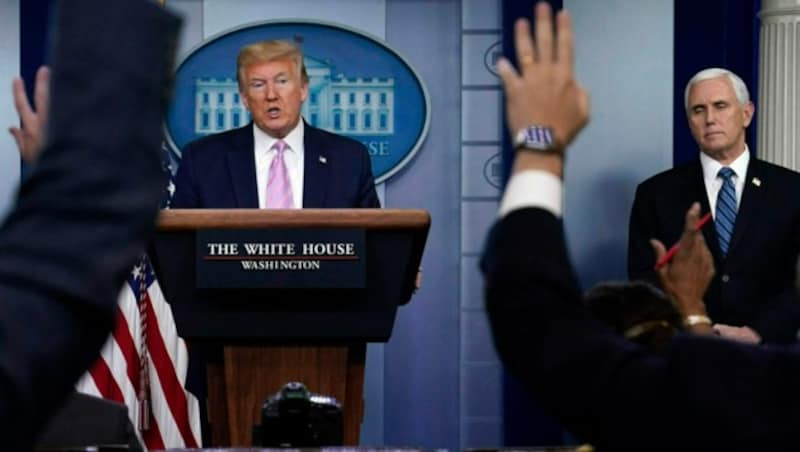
[498,170,563,218]
[700,146,749,219]
[253,120,306,209]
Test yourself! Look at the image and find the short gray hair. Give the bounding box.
[684,68,750,111]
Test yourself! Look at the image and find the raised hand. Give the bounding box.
[9,66,50,164]
[651,202,715,333]
[496,2,590,152]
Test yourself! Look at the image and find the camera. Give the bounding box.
[253,381,343,447]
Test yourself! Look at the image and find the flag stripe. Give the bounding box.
[141,406,166,451]
[113,307,141,393]
[88,356,124,404]
[148,355,187,448]
[144,291,200,447]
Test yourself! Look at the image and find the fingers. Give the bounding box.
[514,17,535,69]
[8,127,24,151]
[684,202,701,233]
[496,57,519,84]
[556,9,574,71]
[512,2,572,73]
[712,324,733,339]
[34,66,51,125]
[650,238,667,261]
[11,77,33,121]
[578,85,591,123]
[495,57,520,92]
[713,324,761,344]
[650,238,668,277]
[534,2,554,64]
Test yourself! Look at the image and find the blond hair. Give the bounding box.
[236,40,309,88]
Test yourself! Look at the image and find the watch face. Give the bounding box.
[515,126,554,150]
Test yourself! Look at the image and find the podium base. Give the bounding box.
[207,344,366,446]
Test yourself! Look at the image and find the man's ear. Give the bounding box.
[743,101,755,128]
[299,80,309,103]
[240,90,251,112]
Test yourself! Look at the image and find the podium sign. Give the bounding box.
[196,228,366,289]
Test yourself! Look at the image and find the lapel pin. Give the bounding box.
[318,156,327,164]
[752,177,761,187]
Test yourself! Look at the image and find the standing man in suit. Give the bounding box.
[628,67,800,344]
[171,40,380,209]
[485,3,800,448]
[171,41,383,444]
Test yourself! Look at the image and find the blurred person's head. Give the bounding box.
[684,68,754,165]
[586,281,683,353]
[237,40,309,138]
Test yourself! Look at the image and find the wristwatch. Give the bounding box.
[513,125,557,152]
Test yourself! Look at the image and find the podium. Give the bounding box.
[149,209,429,446]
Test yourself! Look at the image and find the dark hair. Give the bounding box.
[586,281,683,353]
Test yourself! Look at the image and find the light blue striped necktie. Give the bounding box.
[715,167,737,257]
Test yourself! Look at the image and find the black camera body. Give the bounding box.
[254,381,343,447]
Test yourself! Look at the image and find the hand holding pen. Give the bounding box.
[650,202,715,324]
[654,210,712,270]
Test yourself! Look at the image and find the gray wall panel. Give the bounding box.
[384,0,462,449]
[565,0,674,287]
[0,0,20,217]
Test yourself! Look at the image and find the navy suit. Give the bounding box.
[629,157,800,343]
[484,207,800,450]
[0,0,179,447]
[171,122,380,208]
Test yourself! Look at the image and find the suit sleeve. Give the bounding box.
[627,183,659,283]
[171,140,200,208]
[355,143,380,208]
[751,290,800,343]
[483,208,670,447]
[751,203,800,343]
[482,207,800,449]
[0,0,179,446]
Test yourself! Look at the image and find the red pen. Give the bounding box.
[653,211,712,270]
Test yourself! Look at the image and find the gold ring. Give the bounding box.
[520,54,534,65]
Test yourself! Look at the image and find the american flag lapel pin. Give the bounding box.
[752,177,761,187]
[319,156,327,164]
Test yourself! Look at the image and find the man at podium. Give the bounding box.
[167,39,385,446]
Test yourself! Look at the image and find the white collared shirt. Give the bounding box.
[498,170,563,218]
[253,120,305,208]
[700,146,749,219]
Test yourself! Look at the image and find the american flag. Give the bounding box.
[75,143,201,449]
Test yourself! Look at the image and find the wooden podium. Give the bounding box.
[150,209,429,446]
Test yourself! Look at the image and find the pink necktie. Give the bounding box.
[265,140,293,208]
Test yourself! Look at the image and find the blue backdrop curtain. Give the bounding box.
[673,0,761,165]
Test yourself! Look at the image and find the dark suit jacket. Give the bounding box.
[171,122,380,208]
[484,207,800,450]
[0,0,179,448]
[628,157,800,343]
